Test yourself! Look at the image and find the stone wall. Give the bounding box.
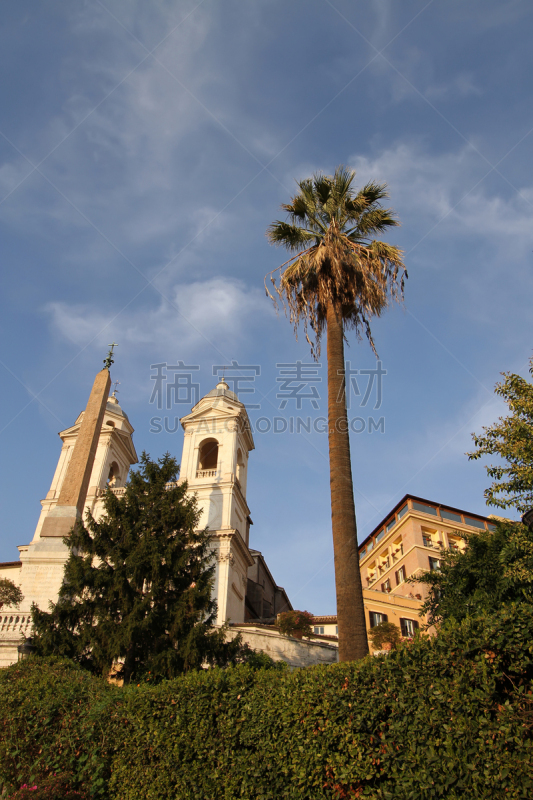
[229,625,338,668]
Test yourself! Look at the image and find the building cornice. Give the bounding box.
[358,493,501,552]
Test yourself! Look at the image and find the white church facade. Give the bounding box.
[0,366,337,668]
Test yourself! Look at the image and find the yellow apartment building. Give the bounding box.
[312,494,500,648]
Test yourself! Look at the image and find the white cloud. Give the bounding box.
[0,3,250,260]
[348,142,533,255]
[45,276,271,368]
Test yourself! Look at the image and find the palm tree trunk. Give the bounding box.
[326,302,369,661]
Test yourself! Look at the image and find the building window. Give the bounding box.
[236,448,245,485]
[429,556,441,571]
[313,626,324,635]
[381,580,391,593]
[369,611,388,628]
[412,501,438,516]
[400,618,419,637]
[395,566,406,585]
[422,534,433,547]
[440,509,462,522]
[335,626,338,634]
[397,504,408,519]
[376,530,385,543]
[392,541,403,561]
[464,516,486,530]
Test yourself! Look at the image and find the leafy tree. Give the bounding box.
[276,610,313,638]
[367,621,402,650]
[32,452,248,683]
[266,166,405,662]
[0,578,23,609]
[467,356,533,513]
[416,519,533,626]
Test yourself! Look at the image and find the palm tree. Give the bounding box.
[266,166,406,661]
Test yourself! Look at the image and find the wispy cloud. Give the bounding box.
[349,142,533,259]
[45,276,271,369]
[425,72,483,100]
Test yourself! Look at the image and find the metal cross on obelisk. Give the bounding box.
[103,342,118,370]
[111,380,120,397]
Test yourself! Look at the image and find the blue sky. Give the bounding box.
[1,1,532,614]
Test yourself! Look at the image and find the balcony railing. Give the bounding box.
[422,539,442,549]
[196,469,218,478]
[0,612,32,639]
[98,481,183,498]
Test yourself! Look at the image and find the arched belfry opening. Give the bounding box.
[107,461,120,487]
[198,438,219,474]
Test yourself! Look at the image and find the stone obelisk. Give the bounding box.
[40,366,111,537]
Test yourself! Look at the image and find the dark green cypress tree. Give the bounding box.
[32,452,246,682]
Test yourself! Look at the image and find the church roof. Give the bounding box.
[106,396,129,420]
[204,379,241,404]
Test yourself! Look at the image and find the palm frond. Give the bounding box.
[346,208,399,239]
[283,184,329,234]
[267,221,317,251]
[357,181,390,205]
[265,165,407,356]
[313,173,333,207]
[329,166,356,209]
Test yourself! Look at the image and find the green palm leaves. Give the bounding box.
[266,165,406,355]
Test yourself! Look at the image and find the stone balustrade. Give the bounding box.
[196,469,218,478]
[0,611,32,639]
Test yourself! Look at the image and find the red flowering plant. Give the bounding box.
[276,610,314,638]
[8,774,89,800]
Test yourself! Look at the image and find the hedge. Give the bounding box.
[1,604,532,799]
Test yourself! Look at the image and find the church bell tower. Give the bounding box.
[17,368,137,613]
[179,379,255,624]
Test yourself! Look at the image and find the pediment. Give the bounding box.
[59,411,135,444]
[113,429,138,464]
[181,401,243,425]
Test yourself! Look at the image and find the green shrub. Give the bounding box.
[367,621,402,650]
[0,657,120,797]
[1,605,533,799]
[7,774,89,799]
